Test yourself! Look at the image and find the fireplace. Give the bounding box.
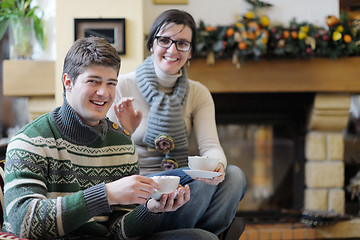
[213,92,314,220]
[186,58,360,237]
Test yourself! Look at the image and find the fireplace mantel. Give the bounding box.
[186,57,360,93]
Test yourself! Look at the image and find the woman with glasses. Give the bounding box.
[107,9,247,239]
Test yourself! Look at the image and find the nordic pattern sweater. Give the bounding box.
[2,99,160,239]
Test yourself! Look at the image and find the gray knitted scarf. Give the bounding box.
[136,56,189,170]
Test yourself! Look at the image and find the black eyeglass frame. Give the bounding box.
[154,36,192,52]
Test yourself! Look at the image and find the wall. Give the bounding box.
[33,0,340,105]
[55,0,144,105]
[143,0,339,33]
[36,0,340,59]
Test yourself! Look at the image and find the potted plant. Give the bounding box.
[0,0,46,59]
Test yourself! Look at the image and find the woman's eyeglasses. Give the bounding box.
[155,36,192,52]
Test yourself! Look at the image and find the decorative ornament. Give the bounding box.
[161,158,179,171]
[154,135,175,154]
[332,31,342,41]
[260,16,270,27]
[244,11,255,20]
[326,15,339,27]
[344,34,352,44]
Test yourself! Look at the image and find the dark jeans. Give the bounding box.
[140,228,218,240]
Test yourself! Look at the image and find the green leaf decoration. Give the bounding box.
[245,0,273,8]
[0,19,10,40]
[0,0,46,50]
[33,15,45,49]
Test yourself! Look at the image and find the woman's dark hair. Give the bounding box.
[147,9,197,58]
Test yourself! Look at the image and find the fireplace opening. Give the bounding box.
[344,112,360,216]
[212,92,315,222]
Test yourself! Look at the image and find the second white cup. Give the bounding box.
[188,156,219,171]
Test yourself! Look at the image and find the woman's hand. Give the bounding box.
[194,163,226,185]
[114,97,142,134]
[146,185,190,213]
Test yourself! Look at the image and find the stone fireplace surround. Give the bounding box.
[186,57,360,238]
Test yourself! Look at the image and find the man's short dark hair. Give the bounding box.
[62,37,121,90]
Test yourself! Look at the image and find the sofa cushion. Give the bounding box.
[0,232,29,240]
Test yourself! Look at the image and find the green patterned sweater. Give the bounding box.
[2,99,161,239]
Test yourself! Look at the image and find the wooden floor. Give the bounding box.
[238,219,360,240]
[240,223,315,240]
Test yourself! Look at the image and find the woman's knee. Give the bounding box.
[225,165,247,199]
[188,179,217,200]
[226,165,246,183]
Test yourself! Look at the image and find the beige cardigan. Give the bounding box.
[107,70,227,175]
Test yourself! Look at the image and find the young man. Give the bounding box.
[2,37,217,240]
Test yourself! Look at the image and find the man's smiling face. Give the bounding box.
[64,65,118,126]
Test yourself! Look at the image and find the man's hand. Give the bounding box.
[146,185,190,213]
[194,163,225,185]
[105,175,159,205]
[114,97,142,134]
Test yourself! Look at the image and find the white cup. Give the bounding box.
[188,156,219,171]
[151,176,180,194]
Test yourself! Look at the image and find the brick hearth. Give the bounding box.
[240,223,315,240]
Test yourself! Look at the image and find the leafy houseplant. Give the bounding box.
[0,0,46,59]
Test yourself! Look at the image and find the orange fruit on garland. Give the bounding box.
[247,31,256,40]
[226,28,235,37]
[283,30,290,39]
[205,26,216,31]
[291,31,298,39]
[238,42,247,50]
[241,31,248,39]
[344,34,352,43]
[326,15,339,27]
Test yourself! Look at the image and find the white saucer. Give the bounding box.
[150,191,177,200]
[183,170,222,179]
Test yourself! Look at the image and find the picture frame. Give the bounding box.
[153,0,188,4]
[74,18,126,55]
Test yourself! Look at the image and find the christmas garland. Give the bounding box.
[196,1,360,67]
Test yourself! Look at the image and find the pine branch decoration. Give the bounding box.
[245,0,273,8]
